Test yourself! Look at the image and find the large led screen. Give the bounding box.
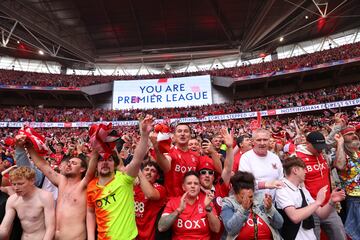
[112,75,213,110]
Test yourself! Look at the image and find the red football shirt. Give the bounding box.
[165,147,199,197]
[134,183,167,240]
[163,194,217,240]
[232,151,243,173]
[213,179,230,214]
[296,151,331,205]
[237,212,272,240]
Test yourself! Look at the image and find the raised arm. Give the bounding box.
[137,171,161,200]
[15,136,45,187]
[42,191,55,240]
[80,151,99,188]
[26,146,61,187]
[126,115,153,177]
[220,128,234,185]
[333,134,347,170]
[0,196,16,239]
[326,114,346,146]
[150,133,172,173]
[202,139,222,175]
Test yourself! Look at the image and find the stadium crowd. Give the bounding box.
[0,106,359,239]
[1,82,359,122]
[0,41,360,87]
[0,38,359,240]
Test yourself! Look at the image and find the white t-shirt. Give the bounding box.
[239,150,283,198]
[275,178,317,240]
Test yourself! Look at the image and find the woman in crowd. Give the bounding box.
[221,171,283,240]
[157,171,220,240]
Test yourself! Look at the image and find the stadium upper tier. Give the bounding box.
[1,83,358,122]
[0,42,360,88]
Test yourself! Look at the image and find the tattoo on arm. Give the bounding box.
[158,212,179,232]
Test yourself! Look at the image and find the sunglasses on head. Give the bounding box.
[199,169,215,175]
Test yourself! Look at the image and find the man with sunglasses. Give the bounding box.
[198,128,234,240]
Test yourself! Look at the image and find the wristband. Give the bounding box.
[205,206,213,213]
[329,200,336,208]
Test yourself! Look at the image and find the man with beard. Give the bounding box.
[296,131,346,240]
[239,128,284,198]
[17,134,99,240]
[134,161,166,240]
[86,115,153,240]
[334,126,360,240]
[196,128,234,240]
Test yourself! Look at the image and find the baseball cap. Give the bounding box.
[198,157,215,171]
[306,131,327,151]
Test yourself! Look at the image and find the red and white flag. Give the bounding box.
[18,126,49,156]
[89,123,120,159]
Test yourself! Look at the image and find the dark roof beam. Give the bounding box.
[98,0,121,48]
[1,20,17,47]
[242,0,276,51]
[208,0,235,43]
[83,94,95,108]
[246,0,306,51]
[128,0,144,47]
[159,0,168,44]
[0,0,95,63]
[251,12,320,52]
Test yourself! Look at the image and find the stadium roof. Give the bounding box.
[0,0,359,66]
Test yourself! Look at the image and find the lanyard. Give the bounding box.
[252,209,258,240]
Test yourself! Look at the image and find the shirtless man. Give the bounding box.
[16,134,98,240]
[0,166,55,240]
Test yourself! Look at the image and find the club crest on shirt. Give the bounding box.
[216,197,223,207]
[198,204,203,213]
[272,163,278,169]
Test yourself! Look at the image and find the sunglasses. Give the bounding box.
[199,169,215,175]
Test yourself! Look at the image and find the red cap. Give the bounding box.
[198,156,215,171]
[341,127,356,136]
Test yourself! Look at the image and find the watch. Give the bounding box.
[205,206,213,213]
